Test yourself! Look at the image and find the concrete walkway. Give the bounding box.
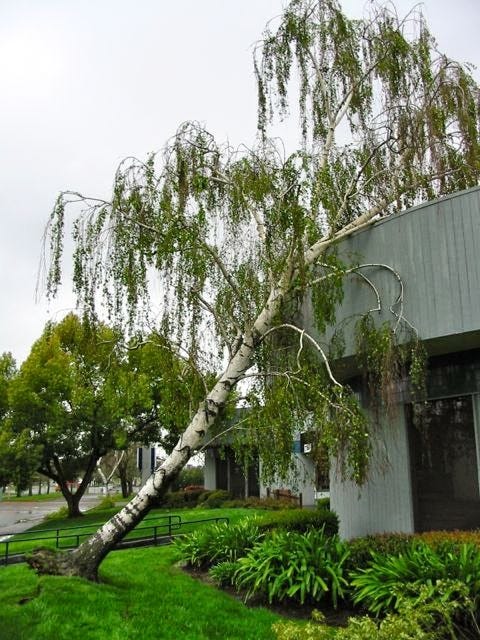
[0,495,102,536]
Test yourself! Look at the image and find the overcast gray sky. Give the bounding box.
[1,0,479,365]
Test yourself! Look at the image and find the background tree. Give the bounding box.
[170,464,204,492]
[95,451,126,495]
[94,447,140,497]
[9,314,162,516]
[35,0,479,578]
[0,352,16,490]
[0,353,16,422]
[124,335,209,455]
[0,423,41,496]
[0,352,41,494]
[115,445,140,498]
[9,315,206,514]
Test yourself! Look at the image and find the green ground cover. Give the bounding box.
[0,545,286,640]
[0,507,262,558]
[4,505,478,638]
[1,492,63,502]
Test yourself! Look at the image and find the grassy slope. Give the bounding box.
[0,506,314,639]
[0,543,284,640]
[1,493,63,503]
[27,505,260,530]
[3,507,261,556]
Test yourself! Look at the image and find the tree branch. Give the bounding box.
[197,416,250,453]
[193,292,236,358]
[259,323,341,387]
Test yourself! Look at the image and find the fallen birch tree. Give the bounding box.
[32,0,479,579]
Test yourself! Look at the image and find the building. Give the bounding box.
[318,186,480,538]
[204,439,321,507]
[203,410,320,505]
[137,444,164,486]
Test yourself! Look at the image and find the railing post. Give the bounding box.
[154,525,157,545]
[56,529,60,548]
[4,541,8,566]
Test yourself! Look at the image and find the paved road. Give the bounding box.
[0,495,102,536]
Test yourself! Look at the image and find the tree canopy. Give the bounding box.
[37,0,480,578]
[0,352,40,492]
[8,314,205,515]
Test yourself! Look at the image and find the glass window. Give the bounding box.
[407,396,480,531]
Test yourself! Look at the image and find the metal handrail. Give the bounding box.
[0,514,229,566]
[1,511,180,538]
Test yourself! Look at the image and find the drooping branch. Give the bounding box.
[197,415,250,453]
[308,261,419,336]
[126,333,210,397]
[260,323,341,387]
[193,291,238,357]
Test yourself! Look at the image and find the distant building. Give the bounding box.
[203,414,325,507]
[137,444,164,486]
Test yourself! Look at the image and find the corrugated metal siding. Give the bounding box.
[319,187,480,357]
[259,455,317,506]
[327,187,480,538]
[463,196,480,327]
[203,449,216,490]
[331,409,414,539]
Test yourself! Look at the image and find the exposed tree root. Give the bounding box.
[25,548,98,581]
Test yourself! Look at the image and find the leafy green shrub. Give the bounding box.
[257,508,338,536]
[316,497,330,511]
[274,611,427,640]
[416,529,480,551]
[91,494,117,510]
[222,497,298,510]
[174,517,262,569]
[272,610,335,640]
[169,466,204,491]
[209,560,241,586]
[160,491,189,508]
[182,488,205,504]
[346,530,480,574]
[234,528,350,607]
[196,490,213,503]
[155,489,211,509]
[43,506,69,521]
[200,489,231,508]
[351,542,480,616]
[402,579,480,639]
[272,593,469,640]
[345,533,414,572]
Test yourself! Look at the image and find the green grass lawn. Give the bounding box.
[1,492,63,503]
[1,507,262,559]
[0,510,294,640]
